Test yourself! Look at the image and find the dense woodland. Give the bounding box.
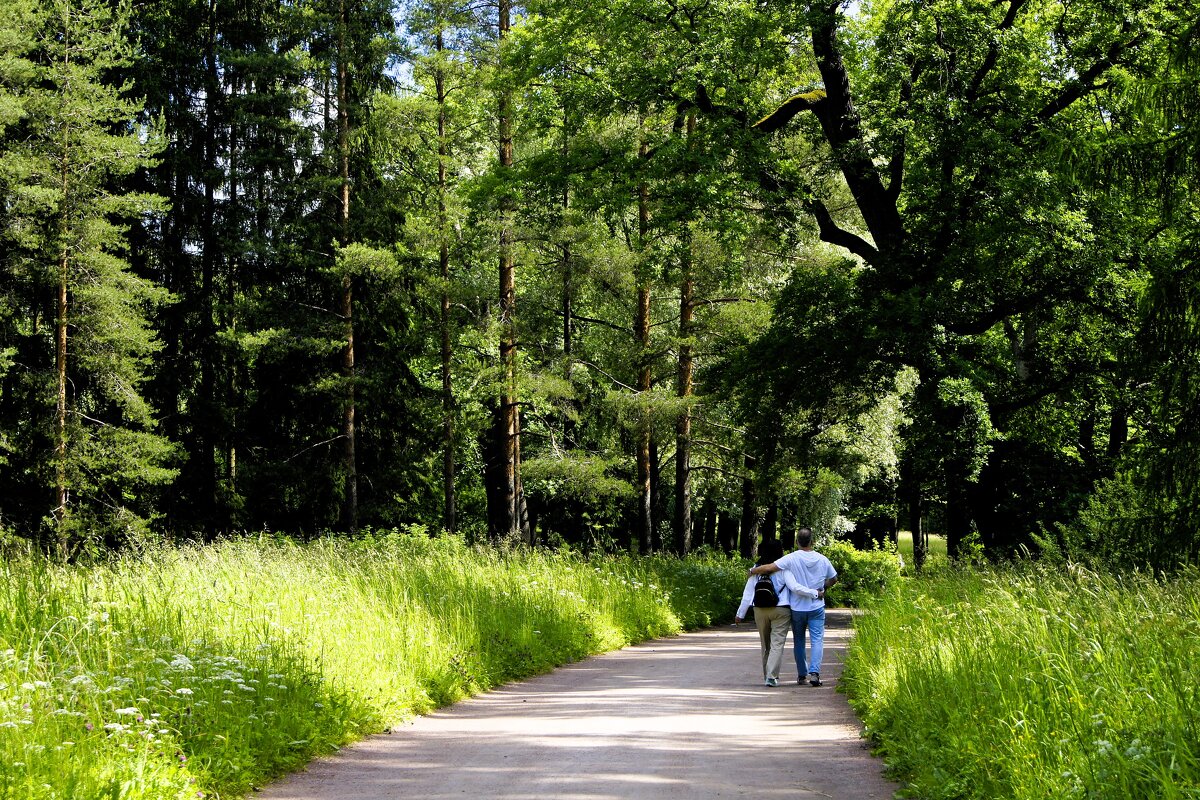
[0,0,1196,567]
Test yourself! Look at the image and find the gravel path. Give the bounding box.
[259,608,900,799]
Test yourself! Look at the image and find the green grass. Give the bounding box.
[842,564,1200,799]
[0,531,747,799]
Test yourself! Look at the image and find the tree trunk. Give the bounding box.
[634,123,652,555]
[761,503,778,542]
[717,510,738,555]
[903,461,926,571]
[436,29,455,535]
[780,505,797,551]
[54,233,70,556]
[488,0,524,540]
[739,454,759,560]
[200,0,220,536]
[53,29,74,556]
[225,86,240,536]
[337,0,357,534]
[673,243,695,556]
[944,466,972,560]
[700,497,717,549]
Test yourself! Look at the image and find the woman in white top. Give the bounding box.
[734,539,817,686]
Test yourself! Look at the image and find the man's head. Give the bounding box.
[796,527,814,549]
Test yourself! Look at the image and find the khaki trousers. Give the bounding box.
[753,605,792,682]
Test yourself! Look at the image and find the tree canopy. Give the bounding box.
[0,0,1195,569]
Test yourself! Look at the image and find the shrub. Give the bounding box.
[822,540,903,607]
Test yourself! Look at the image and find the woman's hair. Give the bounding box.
[756,538,784,566]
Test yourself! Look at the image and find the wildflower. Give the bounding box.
[175,688,194,696]
[104,723,126,732]
[114,707,140,716]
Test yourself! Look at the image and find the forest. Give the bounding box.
[1,0,1198,571]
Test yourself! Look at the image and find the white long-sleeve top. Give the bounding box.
[735,570,818,619]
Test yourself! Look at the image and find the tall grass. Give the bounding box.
[843,564,1200,799]
[0,532,746,799]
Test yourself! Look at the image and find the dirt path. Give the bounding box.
[260,608,900,799]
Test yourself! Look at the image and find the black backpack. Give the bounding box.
[752,574,779,607]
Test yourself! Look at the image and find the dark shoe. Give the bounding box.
[808,672,822,687]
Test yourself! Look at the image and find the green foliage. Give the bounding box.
[821,539,903,608]
[843,565,1200,799]
[0,535,743,799]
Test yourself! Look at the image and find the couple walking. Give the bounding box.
[734,528,839,687]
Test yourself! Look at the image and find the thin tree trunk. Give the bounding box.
[700,497,717,549]
[490,0,523,539]
[634,121,652,555]
[53,23,73,557]
[436,29,455,535]
[561,105,574,386]
[673,114,697,556]
[200,0,219,535]
[674,248,695,555]
[739,454,759,560]
[225,83,240,535]
[903,458,926,571]
[337,0,357,533]
[54,225,70,556]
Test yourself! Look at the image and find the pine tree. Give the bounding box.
[1,0,173,553]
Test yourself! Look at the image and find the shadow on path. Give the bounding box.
[260,608,899,799]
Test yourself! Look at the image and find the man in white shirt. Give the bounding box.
[748,528,838,686]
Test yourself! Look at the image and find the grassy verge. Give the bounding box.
[0,532,746,799]
[842,564,1200,799]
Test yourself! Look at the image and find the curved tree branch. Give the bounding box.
[805,199,881,265]
[751,89,827,134]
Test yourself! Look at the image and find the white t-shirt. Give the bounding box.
[774,549,837,612]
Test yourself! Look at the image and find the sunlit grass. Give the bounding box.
[0,532,746,799]
[842,564,1200,799]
